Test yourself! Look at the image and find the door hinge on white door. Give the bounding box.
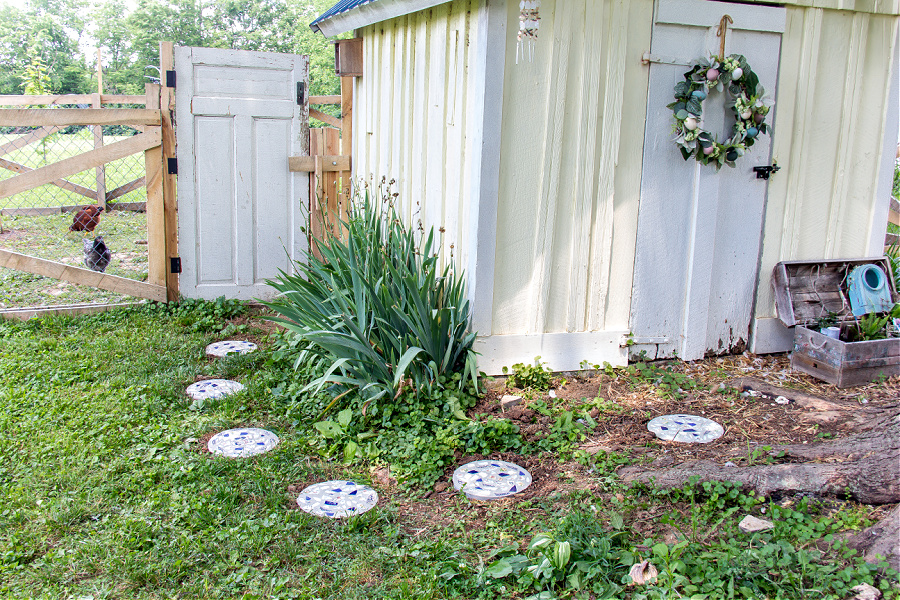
[641,52,691,67]
[167,157,177,175]
[165,70,176,88]
[296,82,306,105]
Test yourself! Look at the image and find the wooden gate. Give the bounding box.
[0,75,177,310]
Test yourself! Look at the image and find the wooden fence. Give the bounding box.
[888,195,899,249]
[0,49,178,307]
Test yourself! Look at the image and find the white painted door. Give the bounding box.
[630,0,785,360]
[175,46,309,301]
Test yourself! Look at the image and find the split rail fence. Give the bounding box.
[0,44,177,313]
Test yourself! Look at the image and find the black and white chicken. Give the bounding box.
[83,236,111,272]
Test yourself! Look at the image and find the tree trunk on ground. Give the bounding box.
[845,505,900,572]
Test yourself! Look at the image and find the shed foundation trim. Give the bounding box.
[749,317,795,355]
[474,331,628,375]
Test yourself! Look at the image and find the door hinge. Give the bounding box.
[165,70,176,88]
[296,81,305,105]
[167,157,177,175]
[170,257,182,274]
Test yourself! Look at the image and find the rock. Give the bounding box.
[724,461,737,467]
[739,515,774,533]
[433,481,449,493]
[775,396,790,405]
[851,583,882,600]
[548,390,557,398]
[500,395,522,410]
[589,408,600,419]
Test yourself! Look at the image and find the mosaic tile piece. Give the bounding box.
[207,428,279,457]
[205,340,258,357]
[186,379,245,401]
[452,460,532,500]
[647,414,724,443]
[296,481,379,518]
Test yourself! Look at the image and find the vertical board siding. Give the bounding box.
[754,8,898,322]
[492,0,654,336]
[354,0,479,268]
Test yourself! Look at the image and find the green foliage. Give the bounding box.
[503,356,553,392]
[846,303,900,342]
[265,185,479,406]
[143,296,247,333]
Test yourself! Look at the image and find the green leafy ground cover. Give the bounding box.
[0,301,896,600]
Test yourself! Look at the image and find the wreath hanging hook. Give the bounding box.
[717,15,733,61]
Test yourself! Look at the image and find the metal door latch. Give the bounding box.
[753,162,781,180]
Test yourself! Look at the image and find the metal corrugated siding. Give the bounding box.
[753,7,899,320]
[352,0,480,270]
[491,0,654,336]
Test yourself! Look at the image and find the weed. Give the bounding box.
[503,356,554,392]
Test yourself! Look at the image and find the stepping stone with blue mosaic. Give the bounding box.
[647,414,724,443]
[296,481,379,518]
[207,428,279,457]
[452,460,532,500]
[205,340,257,357]
[186,379,245,401]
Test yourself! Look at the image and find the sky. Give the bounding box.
[0,0,28,9]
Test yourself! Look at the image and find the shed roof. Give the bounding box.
[310,0,452,36]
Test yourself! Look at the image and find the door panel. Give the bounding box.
[175,46,309,300]
[630,0,784,360]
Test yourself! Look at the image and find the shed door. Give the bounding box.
[630,0,785,360]
[174,46,309,301]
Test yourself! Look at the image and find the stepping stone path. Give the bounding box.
[647,414,724,443]
[186,379,244,401]
[297,481,379,518]
[205,340,257,357]
[452,460,532,500]
[207,428,279,457]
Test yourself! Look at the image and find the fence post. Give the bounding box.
[91,92,106,209]
[144,83,166,291]
[159,41,179,301]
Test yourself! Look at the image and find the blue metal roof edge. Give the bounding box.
[310,0,379,33]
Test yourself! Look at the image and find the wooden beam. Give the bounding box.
[158,42,179,301]
[1,206,77,216]
[0,94,146,106]
[309,108,342,129]
[145,83,166,291]
[889,196,899,227]
[0,302,143,321]
[105,177,145,202]
[0,126,62,157]
[310,95,342,105]
[105,201,146,212]
[288,155,350,172]
[0,128,160,200]
[0,108,161,127]
[0,157,96,200]
[341,76,353,159]
[92,93,106,209]
[0,248,167,302]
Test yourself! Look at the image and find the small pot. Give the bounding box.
[821,326,841,340]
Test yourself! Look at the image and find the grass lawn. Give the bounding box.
[0,302,896,599]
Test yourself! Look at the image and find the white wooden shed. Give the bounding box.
[311,0,900,374]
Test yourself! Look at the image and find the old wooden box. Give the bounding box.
[772,258,899,387]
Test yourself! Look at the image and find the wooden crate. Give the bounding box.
[772,258,899,387]
[792,326,899,387]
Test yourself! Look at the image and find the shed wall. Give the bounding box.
[353,0,481,268]
[752,7,899,349]
[491,0,654,337]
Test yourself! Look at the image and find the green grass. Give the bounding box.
[0,211,148,308]
[0,129,146,210]
[0,305,894,599]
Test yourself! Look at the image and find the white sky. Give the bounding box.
[0,0,29,9]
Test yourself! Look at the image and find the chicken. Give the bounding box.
[70,205,103,233]
[83,236,111,273]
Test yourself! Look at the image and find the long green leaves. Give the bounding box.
[264,186,479,406]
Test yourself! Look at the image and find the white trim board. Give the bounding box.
[474,331,629,375]
[314,0,453,36]
[749,317,794,354]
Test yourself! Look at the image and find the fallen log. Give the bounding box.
[845,505,900,572]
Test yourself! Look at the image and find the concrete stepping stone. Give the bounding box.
[647,414,723,443]
[296,481,379,518]
[186,379,244,400]
[452,459,532,500]
[206,340,257,357]
[207,428,279,457]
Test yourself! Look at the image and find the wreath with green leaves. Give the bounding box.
[668,54,773,169]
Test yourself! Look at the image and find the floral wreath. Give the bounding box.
[668,54,773,169]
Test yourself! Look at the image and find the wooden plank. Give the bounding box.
[92,93,106,209]
[0,302,143,321]
[341,76,353,159]
[0,126,62,157]
[144,84,165,290]
[886,233,899,246]
[0,157,96,200]
[158,43,178,300]
[308,108,342,129]
[324,127,341,239]
[335,38,364,76]
[0,94,146,106]
[310,95,342,105]
[288,155,350,172]
[308,129,325,259]
[0,248,167,302]
[0,108,161,127]
[1,206,74,216]
[104,201,146,212]
[105,177,145,201]
[0,128,160,199]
